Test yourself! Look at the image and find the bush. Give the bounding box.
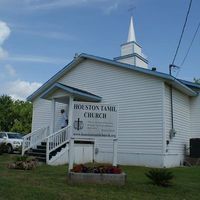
[0,143,8,155]
[145,168,174,187]
[15,155,28,162]
[8,156,38,170]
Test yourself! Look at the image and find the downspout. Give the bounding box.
[169,65,177,139]
[170,85,174,130]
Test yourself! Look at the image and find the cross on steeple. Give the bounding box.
[128,5,136,16]
[127,4,136,42]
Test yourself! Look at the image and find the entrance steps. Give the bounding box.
[26,142,68,163]
[22,126,71,165]
[26,142,47,162]
[184,156,200,166]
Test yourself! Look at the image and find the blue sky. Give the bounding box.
[0,0,199,100]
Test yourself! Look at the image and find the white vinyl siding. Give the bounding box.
[58,59,164,155]
[190,91,200,138]
[32,98,52,131]
[164,85,190,154]
[32,98,67,132]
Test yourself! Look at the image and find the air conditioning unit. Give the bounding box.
[190,138,200,158]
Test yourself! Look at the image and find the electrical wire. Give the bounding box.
[169,0,193,132]
[180,22,200,66]
[171,0,193,65]
[175,21,200,77]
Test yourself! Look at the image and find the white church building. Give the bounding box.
[24,17,200,168]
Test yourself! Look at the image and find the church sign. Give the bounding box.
[72,102,118,138]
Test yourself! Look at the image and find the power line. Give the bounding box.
[169,0,193,133]
[176,21,200,78]
[180,22,200,66]
[171,0,193,66]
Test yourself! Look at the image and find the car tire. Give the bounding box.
[7,144,13,154]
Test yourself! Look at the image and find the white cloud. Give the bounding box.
[0,47,8,59]
[14,29,77,41]
[104,2,118,15]
[0,20,10,59]
[0,21,10,45]
[4,64,16,77]
[25,0,104,10]
[5,54,67,64]
[5,79,42,100]
[0,0,117,10]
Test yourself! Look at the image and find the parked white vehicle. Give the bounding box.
[0,132,23,153]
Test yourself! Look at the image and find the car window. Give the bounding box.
[7,133,22,139]
[0,133,6,138]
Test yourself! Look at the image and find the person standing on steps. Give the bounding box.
[61,109,68,129]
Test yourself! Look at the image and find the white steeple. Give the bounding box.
[127,16,136,42]
[114,16,148,69]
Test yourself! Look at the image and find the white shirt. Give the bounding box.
[61,112,68,127]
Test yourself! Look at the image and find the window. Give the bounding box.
[0,132,6,138]
[7,133,22,139]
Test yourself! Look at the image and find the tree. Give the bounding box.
[0,95,32,134]
[194,78,200,84]
[11,100,33,134]
[0,95,14,131]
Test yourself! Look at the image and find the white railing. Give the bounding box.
[46,126,71,164]
[22,126,49,156]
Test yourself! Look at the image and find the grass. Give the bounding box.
[0,154,200,200]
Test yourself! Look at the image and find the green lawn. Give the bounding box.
[0,154,200,200]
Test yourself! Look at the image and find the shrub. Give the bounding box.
[0,143,8,155]
[145,168,174,187]
[8,156,38,170]
[15,155,28,162]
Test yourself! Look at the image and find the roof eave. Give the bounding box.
[40,83,102,102]
[178,79,200,89]
[27,56,86,102]
[166,78,198,96]
[27,53,198,101]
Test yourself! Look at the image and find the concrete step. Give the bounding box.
[184,157,200,166]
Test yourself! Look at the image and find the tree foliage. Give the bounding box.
[0,95,32,134]
[194,78,200,84]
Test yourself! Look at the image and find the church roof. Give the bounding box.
[27,53,198,101]
[178,79,200,89]
[40,82,102,102]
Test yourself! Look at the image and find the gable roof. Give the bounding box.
[40,82,102,102]
[27,53,198,101]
